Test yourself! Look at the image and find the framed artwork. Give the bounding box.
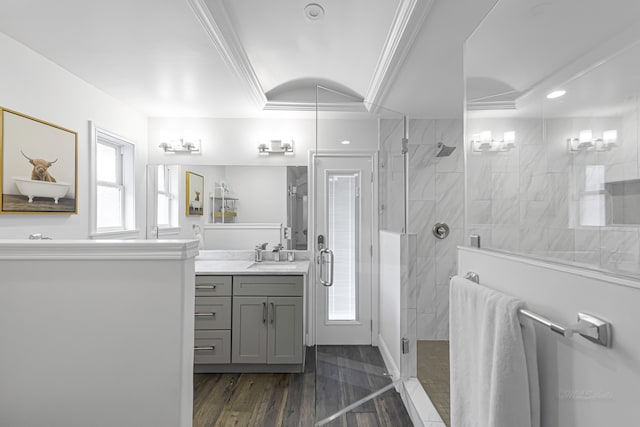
[0,107,78,214]
[186,171,204,216]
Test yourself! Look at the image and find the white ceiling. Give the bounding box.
[0,0,514,118]
[466,0,640,117]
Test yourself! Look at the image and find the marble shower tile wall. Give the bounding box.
[466,110,640,277]
[406,119,464,340]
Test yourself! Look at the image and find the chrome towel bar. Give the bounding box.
[462,271,612,347]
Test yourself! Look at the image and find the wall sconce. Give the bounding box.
[471,130,517,152]
[567,130,617,152]
[158,138,201,153]
[258,139,294,156]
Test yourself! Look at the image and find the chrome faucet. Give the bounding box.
[255,242,268,262]
[272,243,284,261]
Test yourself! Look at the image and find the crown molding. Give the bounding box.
[189,0,432,113]
[364,0,434,112]
[263,100,368,113]
[467,101,517,111]
[187,0,267,109]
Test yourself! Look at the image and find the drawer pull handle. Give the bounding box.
[194,346,215,351]
[195,312,216,317]
[196,285,217,289]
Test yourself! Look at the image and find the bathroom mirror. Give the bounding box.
[147,164,308,250]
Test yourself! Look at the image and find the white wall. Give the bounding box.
[0,240,198,427]
[0,32,148,239]
[458,247,640,427]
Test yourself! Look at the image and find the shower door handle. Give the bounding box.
[319,248,334,287]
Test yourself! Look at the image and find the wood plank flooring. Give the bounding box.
[193,346,413,427]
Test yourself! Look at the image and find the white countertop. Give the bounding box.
[195,259,310,275]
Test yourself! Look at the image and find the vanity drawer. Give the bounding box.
[195,275,232,296]
[194,330,231,364]
[195,296,231,329]
[233,275,303,296]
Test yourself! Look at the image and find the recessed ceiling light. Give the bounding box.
[304,3,324,21]
[546,90,566,99]
[341,140,351,145]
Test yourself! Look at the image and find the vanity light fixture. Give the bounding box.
[471,130,517,152]
[567,129,618,152]
[341,140,351,145]
[258,139,295,156]
[158,138,201,154]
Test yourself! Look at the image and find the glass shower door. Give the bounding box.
[313,86,413,425]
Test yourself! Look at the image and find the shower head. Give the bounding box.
[436,142,456,157]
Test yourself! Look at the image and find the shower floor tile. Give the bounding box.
[417,340,450,426]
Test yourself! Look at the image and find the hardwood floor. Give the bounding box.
[193,346,413,427]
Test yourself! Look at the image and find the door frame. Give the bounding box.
[307,150,379,347]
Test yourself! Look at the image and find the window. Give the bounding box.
[156,164,179,228]
[327,173,358,321]
[96,141,124,229]
[90,123,136,238]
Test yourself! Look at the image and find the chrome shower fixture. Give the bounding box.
[436,142,456,157]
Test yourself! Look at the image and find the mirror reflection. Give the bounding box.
[147,164,307,250]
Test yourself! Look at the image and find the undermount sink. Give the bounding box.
[248,262,298,270]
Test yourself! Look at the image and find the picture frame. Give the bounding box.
[0,107,78,214]
[186,171,204,216]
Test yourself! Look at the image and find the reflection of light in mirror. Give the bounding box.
[471,130,516,152]
[600,130,618,150]
[568,129,618,152]
[579,130,593,147]
[546,90,566,99]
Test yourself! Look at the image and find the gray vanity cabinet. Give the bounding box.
[231,275,303,366]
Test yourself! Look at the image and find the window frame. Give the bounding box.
[156,164,179,229]
[90,122,138,239]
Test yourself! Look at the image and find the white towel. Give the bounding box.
[450,275,540,427]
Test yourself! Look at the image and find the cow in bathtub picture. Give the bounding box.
[12,151,71,205]
[1,108,77,214]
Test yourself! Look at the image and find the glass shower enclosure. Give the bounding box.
[311,86,417,425]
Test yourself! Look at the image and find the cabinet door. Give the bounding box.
[267,297,303,364]
[231,296,267,364]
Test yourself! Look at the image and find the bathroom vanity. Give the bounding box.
[194,256,309,373]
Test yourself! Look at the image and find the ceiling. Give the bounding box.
[466,0,640,118]
[0,0,501,118]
